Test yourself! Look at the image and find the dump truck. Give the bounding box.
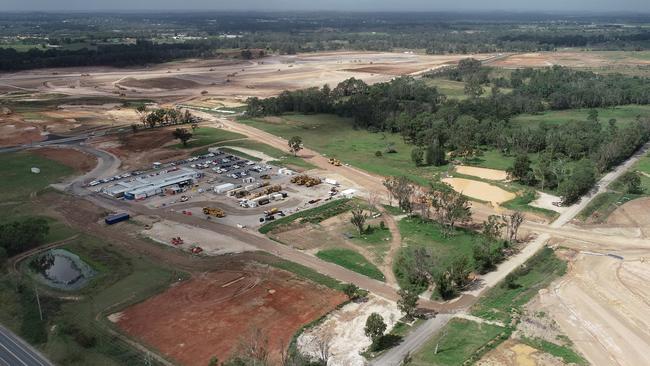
[105,213,130,225]
[202,207,226,218]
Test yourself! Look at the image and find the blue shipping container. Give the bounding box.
[105,213,130,225]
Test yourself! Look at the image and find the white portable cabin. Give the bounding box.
[324,178,338,186]
[242,176,255,184]
[341,188,357,199]
[214,183,236,194]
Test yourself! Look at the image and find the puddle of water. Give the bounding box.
[30,249,95,291]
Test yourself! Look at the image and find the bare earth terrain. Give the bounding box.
[114,267,346,366]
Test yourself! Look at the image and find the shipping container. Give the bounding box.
[105,213,130,225]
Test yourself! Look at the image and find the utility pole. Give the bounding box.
[34,286,43,321]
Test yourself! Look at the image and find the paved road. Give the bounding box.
[0,326,53,366]
[372,315,453,366]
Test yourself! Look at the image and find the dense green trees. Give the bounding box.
[0,217,50,257]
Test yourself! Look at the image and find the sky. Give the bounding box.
[2,0,650,12]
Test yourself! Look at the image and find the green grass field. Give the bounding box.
[394,216,487,290]
[0,234,181,366]
[172,127,245,149]
[0,152,74,201]
[239,114,520,182]
[350,224,392,261]
[316,248,385,281]
[511,105,650,129]
[470,247,567,324]
[411,318,507,366]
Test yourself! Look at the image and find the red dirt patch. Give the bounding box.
[115,268,345,366]
[30,147,97,173]
[0,118,46,147]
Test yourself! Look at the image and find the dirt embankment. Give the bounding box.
[119,77,202,90]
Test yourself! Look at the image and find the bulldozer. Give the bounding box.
[328,158,342,166]
[202,207,226,218]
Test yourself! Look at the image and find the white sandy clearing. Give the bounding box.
[297,294,401,366]
[143,219,256,255]
[220,146,276,162]
[442,177,515,205]
[107,312,124,323]
[455,165,508,181]
[530,191,568,213]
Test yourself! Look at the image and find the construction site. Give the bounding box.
[3,43,650,366]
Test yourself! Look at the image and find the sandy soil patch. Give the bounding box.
[442,177,516,205]
[297,294,401,366]
[115,268,345,366]
[142,219,256,255]
[455,165,508,181]
[119,76,201,90]
[478,340,565,366]
[30,147,97,173]
[530,192,567,213]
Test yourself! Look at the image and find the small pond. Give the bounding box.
[29,249,96,290]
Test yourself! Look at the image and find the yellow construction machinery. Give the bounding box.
[328,158,342,166]
[291,175,321,187]
[202,207,226,218]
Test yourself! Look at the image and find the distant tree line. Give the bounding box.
[246,64,650,204]
[0,40,218,71]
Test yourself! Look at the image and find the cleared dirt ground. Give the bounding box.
[538,248,650,366]
[114,267,345,366]
[491,51,650,69]
[1,52,493,105]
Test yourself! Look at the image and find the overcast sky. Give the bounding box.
[3,0,649,12]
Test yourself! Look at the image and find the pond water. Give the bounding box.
[30,249,95,290]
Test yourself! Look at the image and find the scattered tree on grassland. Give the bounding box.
[429,183,471,236]
[558,160,596,205]
[397,287,420,321]
[350,206,368,235]
[288,136,303,156]
[411,147,424,166]
[482,215,505,241]
[383,176,415,213]
[502,211,525,244]
[172,128,193,147]
[435,257,472,299]
[620,171,643,194]
[364,313,387,343]
[508,153,535,185]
